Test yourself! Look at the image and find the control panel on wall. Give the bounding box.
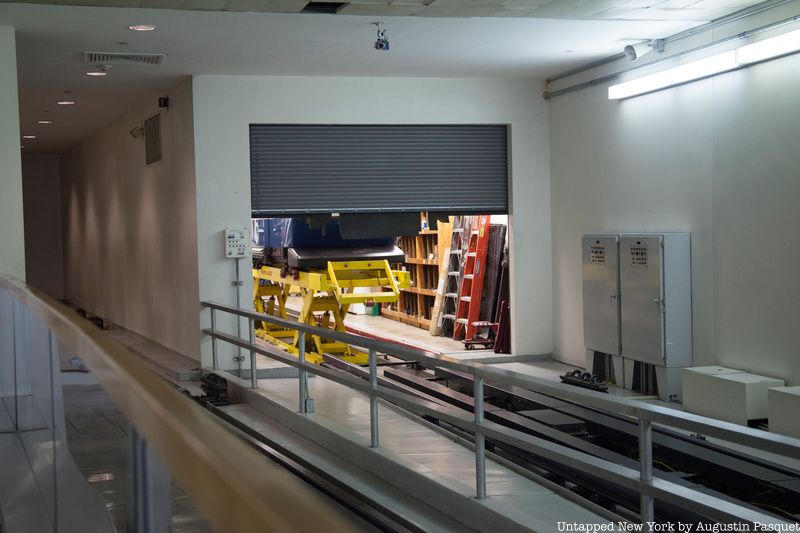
[582,233,692,368]
[582,235,621,356]
[224,227,249,259]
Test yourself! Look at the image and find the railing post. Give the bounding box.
[249,318,257,389]
[298,333,313,413]
[128,428,171,533]
[639,418,654,526]
[474,374,486,499]
[210,308,218,371]
[369,348,379,448]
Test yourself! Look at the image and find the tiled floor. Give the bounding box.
[60,375,212,532]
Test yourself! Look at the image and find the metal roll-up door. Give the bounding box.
[249,124,508,216]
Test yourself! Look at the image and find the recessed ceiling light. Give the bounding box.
[87,71,107,76]
[38,120,53,124]
[129,24,157,32]
[57,100,76,105]
[22,135,36,139]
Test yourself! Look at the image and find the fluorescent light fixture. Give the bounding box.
[609,27,800,100]
[736,28,800,64]
[38,120,53,124]
[22,135,36,139]
[57,100,76,105]
[129,24,157,32]
[86,71,107,76]
[609,51,737,99]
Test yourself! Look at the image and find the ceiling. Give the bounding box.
[0,0,770,20]
[0,0,768,153]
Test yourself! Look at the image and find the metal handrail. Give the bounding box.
[0,276,353,533]
[202,299,800,526]
[202,300,800,457]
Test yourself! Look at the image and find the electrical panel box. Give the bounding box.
[582,235,620,355]
[619,233,692,368]
[224,227,249,259]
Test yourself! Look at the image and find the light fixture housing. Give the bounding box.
[736,28,800,64]
[57,100,76,105]
[609,51,737,99]
[129,24,157,32]
[609,26,800,100]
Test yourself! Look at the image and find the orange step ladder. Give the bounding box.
[452,215,491,341]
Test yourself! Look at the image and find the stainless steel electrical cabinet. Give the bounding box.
[582,235,620,355]
[619,233,692,368]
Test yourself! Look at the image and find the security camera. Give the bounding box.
[375,35,390,51]
[373,22,389,51]
[624,39,665,61]
[624,42,651,61]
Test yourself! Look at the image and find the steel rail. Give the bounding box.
[0,276,354,533]
[202,304,797,526]
[202,300,800,458]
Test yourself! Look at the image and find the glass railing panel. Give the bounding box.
[0,288,18,431]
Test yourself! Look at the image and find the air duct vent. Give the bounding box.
[301,2,349,14]
[83,52,166,65]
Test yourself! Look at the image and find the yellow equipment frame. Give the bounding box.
[253,260,410,364]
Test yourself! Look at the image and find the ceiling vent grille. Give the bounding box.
[301,2,349,14]
[83,52,166,65]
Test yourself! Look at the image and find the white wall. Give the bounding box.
[192,75,551,369]
[0,27,25,281]
[22,155,64,299]
[550,30,800,383]
[61,78,200,359]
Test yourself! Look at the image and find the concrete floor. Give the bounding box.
[245,374,614,531]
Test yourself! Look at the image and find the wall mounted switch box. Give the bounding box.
[619,233,692,369]
[582,234,621,356]
[583,232,692,401]
[224,227,249,259]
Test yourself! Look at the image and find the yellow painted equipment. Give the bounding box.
[253,260,410,364]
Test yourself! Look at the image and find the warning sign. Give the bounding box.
[590,242,606,265]
[630,243,648,267]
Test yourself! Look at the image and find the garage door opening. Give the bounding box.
[249,124,510,359]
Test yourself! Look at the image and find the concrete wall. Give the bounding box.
[0,27,25,281]
[61,78,200,359]
[192,76,551,369]
[22,155,64,299]
[550,23,800,383]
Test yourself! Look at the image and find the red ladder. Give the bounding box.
[453,215,491,341]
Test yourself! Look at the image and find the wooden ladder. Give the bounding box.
[452,215,491,341]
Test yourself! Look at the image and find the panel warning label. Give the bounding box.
[590,242,606,265]
[630,242,648,267]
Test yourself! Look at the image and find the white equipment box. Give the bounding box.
[683,366,785,425]
[224,227,249,258]
[769,386,800,439]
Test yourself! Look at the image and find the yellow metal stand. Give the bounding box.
[253,260,410,365]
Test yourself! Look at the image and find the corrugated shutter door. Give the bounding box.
[249,124,508,216]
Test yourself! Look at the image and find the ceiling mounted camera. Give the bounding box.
[373,22,389,51]
[624,39,665,61]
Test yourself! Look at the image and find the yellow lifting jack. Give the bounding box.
[252,260,410,365]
